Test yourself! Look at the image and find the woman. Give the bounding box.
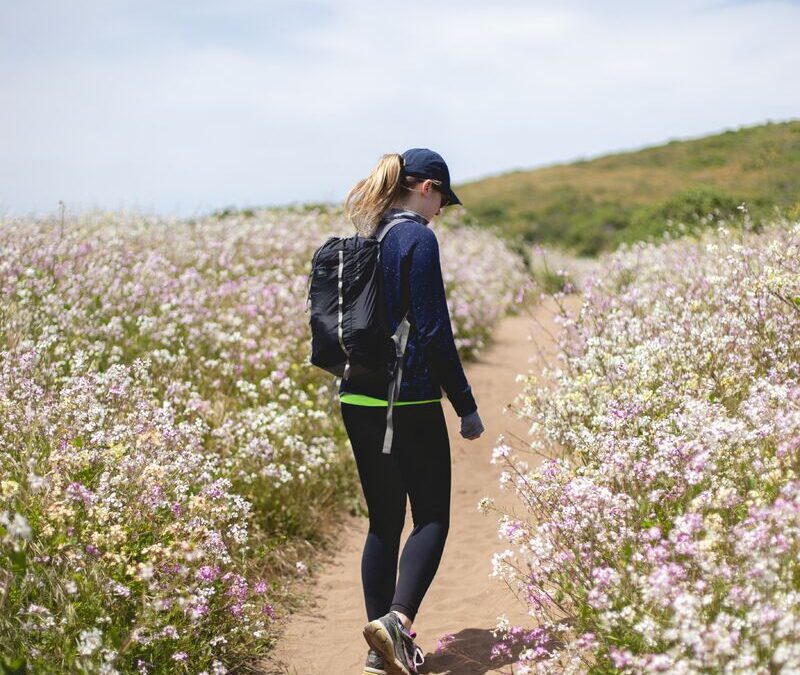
[340,148,485,675]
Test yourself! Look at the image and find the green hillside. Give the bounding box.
[455,120,800,256]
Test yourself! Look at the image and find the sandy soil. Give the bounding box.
[260,294,583,675]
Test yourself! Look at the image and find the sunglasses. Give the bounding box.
[401,179,450,207]
[428,179,450,208]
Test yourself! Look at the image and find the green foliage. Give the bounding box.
[614,186,746,246]
[470,200,509,227]
[211,206,256,219]
[531,264,571,295]
[456,119,800,256]
[0,654,27,675]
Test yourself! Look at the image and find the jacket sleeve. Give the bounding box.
[407,227,478,417]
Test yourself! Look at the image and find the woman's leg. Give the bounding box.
[389,402,451,625]
[341,403,407,622]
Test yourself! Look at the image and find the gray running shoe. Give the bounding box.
[362,611,425,675]
[363,647,387,675]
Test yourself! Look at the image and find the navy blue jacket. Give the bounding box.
[339,208,478,417]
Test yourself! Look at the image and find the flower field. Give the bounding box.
[0,207,526,674]
[487,216,800,673]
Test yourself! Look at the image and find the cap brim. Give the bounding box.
[447,187,462,206]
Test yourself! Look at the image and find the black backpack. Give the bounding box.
[305,213,414,454]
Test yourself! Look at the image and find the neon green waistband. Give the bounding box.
[339,393,442,407]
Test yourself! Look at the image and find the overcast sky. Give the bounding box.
[1,0,798,217]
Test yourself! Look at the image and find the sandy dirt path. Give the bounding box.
[261,294,583,675]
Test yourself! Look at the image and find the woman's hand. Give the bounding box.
[460,410,484,440]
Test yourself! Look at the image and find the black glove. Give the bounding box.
[460,410,484,440]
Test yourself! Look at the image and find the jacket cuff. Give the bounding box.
[446,386,477,418]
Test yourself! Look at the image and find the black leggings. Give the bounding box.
[340,401,451,624]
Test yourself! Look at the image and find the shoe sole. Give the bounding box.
[363,620,412,675]
[363,668,387,675]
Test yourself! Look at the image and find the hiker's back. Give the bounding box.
[340,208,476,418]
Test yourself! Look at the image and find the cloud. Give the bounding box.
[0,0,798,215]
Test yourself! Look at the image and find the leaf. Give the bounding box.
[0,653,27,675]
[9,547,27,575]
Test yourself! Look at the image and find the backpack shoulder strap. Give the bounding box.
[374,210,419,242]
[359,214,418,455]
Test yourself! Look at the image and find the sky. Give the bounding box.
[1,0,798,217]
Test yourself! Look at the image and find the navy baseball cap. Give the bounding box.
[400,148,461,206]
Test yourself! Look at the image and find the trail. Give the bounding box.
[261,294,583,674]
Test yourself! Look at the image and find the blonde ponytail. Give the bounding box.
[344,153,410,236]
